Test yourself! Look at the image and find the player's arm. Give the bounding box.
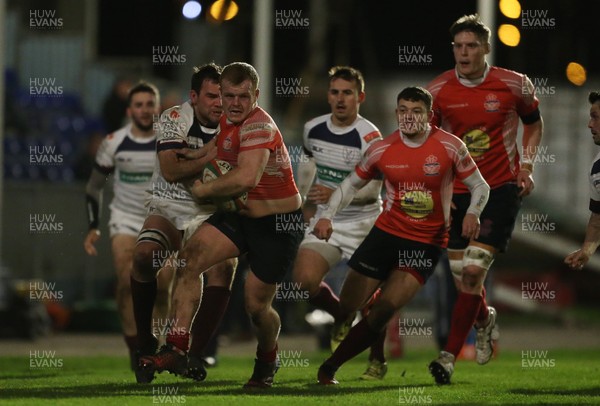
[461,169,490,240]
[191,148,268,199]
[159,139,217,183]
[84,168,110,256]
[565,212,600,270]
[312,171,370,241]
[518,115,544,197]
[296,153,317,202]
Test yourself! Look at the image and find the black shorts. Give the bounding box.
[449,183,522,252]
[348,226,442,285]
[206,209,304,284]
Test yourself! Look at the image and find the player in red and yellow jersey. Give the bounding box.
[313,87,489,385]
[426,14,544,385]
[154,62,303,389]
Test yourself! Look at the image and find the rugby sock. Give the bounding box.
[124,335,138,353]
[188,286,231,357]
[475,286,490,324]
[327,318,380,368]
[444,292,482,357]
[368,329,387,363]
[130,277,157,350]
[309,281,343,321]
[167,331,190,352]
[256,343,278,363]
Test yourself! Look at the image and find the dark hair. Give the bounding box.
[450,14,491,44]
[220,62,260,90]
[396,86,433,110]
[328,66,365,93]
[127,81,159,105]
[191,62,222,93]
[589,91,600,104]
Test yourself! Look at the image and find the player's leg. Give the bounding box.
[319,268,423,384]
[187,257,237,375]
[153,263,173,332]
[242,209,304,388]
[109,233,138,362]
[131,214,182,373]
[169,221,240,339]
[293,244,343,318]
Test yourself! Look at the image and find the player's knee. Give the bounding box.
[293,271,319,296]
[132,246,158,281]
[449,258,463,280]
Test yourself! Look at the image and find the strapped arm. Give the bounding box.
[462,169,490,217]
[295,154,316,200]
[85,168,109,229]
[319,172,370,220]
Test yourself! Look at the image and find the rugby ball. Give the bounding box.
[202,159,248,212]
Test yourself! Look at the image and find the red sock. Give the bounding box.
[124,335,138,353]
[167,331,190,352]
[130,277,157,350]
[188,286,231,357]
[368,329,386,363]
[327,318,380,368]
[476,286,490,324]
[444,292,482,357]
[257,343,278,363]
[309,281,342,321]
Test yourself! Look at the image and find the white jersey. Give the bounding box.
[94,123,155,218]
[303,114,383,222]
[589,151,600,213]
[149,101,216,221]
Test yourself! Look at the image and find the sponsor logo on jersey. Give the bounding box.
[423,155,440,176]
[362,131,381,143]
[462,129,490,159]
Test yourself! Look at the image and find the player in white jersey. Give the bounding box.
[565,91,600,269]
[293,66,387,380]
[130,64,236,384]
[83,82,172,368]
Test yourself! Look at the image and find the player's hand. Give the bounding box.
[461,213,480,240]
[517,170,535,197]
[307,184,334,205]
[84,229,101,256]
[191,179,207,199]
[312,218,333,241]
[564,249,589,270]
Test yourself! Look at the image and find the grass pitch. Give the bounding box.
[2,349,600,405]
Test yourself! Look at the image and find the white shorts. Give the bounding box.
[145,197,213,243]
[108,208,145,238]
[300,213,379,262]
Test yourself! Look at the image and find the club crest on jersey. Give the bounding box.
[342,147,361,165]
[222,135,233,151]
[484,93,500,112]
[169,109,180,119]
[423,154,440,176]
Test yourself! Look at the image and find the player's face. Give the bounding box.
[128,91,159,133]
[589,102,600,145]
[191,79,222,128]
[221,79,258,124]
[328,78,364,127]
[452,31,490,80]
[396,99,432,138]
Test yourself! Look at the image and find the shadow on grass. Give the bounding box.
[1,379,403,399]
[510,388,600,397]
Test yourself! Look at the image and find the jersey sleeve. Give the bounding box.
[156,107,189,153]
[589,160,600,213]
[445,135,477,180]
[94,134,117,175]
[355,139,386,180]
[513,74,541,122]
[239,120,278,152]
[302,121,313,157]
